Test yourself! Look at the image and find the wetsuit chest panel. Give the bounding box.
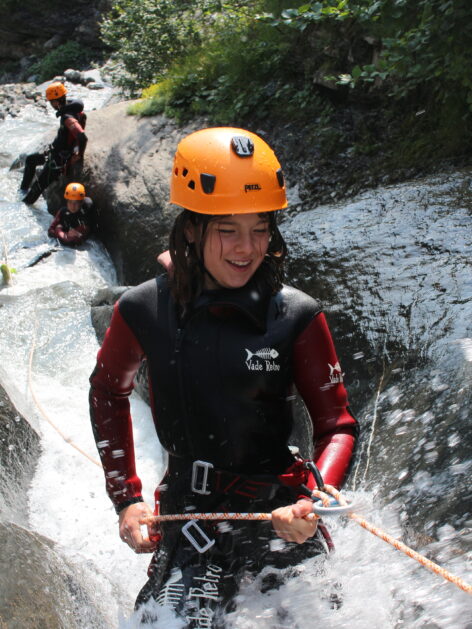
[60,207,88,231]
[176,308,295,470]
[119,277,320,473]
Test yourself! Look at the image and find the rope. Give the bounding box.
[143,486,472,596]
[27,315,102,468]
[144,513,274,522]
[324,485,472,595]
[352,357,388,489]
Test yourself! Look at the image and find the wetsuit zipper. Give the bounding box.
[174,326,194,458]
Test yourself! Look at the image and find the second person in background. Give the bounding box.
[48,182,96,246]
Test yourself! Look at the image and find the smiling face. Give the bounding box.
[187,213,271,290]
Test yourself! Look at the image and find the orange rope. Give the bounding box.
[143,512,318,522]
[144,512,273,522]
[144,486,471,596]
[324,485,472,595]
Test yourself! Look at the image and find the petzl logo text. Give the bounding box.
[244,183,262,192]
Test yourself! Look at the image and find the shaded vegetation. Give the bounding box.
[0,0,62,9]
[0,0,108,82]
[30,42,94,82]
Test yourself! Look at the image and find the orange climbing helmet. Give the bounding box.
[64,182,85,201]
[170,127,287,215]
[45,82,67,101]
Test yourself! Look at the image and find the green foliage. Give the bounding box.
[375,0,472,105]
[0,264,16,285]
[106,0,472,163]
[270,0,472,108]
[101,0,260,92]
[130,25,299,123]
[126,0,325,123]
[30,42,92,82]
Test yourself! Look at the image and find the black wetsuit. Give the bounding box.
[135,480,330,628]
[90,272,358,627]
[48,197,96,245]
[21,99,87,204]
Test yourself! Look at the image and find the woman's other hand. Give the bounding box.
[118,502,160,553]
[271,499,318,544]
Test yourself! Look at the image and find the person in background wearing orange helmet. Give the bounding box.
[89,128,358,627]
[20,81,87,205]
[48,182,95,246]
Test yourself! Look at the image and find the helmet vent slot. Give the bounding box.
[182,168,188,177]
[188,180,196,190]
[276,168,285,188]
[200,173,216,194]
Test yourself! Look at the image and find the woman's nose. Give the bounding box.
[234,231,253,254]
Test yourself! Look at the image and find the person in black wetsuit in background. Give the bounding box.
[89,127,358,627]
[48,182,96,246]
[20,81,87,205]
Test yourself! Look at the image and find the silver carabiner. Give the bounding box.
[311,497,355,516]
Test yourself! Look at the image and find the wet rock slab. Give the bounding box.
[81,101,203,285]
[0,383,41,515]
[0,523,106,628]
[0,386,107,627]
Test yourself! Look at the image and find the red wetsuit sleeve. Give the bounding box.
[48,212,61,237]
[89,302,145,510]
[65,116,87,155]
[64,115,85,139]
[293,312,358,489]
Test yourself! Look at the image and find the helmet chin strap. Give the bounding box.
[196,256,219,290]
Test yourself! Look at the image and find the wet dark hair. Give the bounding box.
[169,209,287,309]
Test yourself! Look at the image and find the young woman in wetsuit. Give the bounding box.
[89,127,358,627]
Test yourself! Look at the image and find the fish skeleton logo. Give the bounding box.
[245,347,280,372]
[328,361,344,384]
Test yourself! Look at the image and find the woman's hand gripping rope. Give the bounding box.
[119,502,161,553]
[271,499,319,544]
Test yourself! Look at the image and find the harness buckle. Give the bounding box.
[191,460,214,495]
[181,520,215,554]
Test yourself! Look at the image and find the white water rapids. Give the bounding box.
[0,81,470,628]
